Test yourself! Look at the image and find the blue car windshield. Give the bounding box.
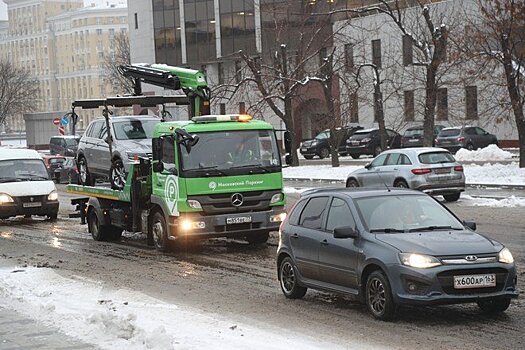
[354,195,463,232]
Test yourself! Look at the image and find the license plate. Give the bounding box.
[352,141,360,145]
[434,168,451,174]
[301,148,307,152]
[454,274,496,289]
[409,139,418,142]
[226,216,252,225]
[23,202,41,208]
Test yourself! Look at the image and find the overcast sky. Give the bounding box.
[0,1,127,21]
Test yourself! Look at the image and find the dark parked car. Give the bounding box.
[346,128,401,158]
[300,126,363,159]
[42,155,66,181]
[435,126,498,153]
[277,188,518,320]
[401,125,444,148]
[49,135,81,156]
[54,157,79,184]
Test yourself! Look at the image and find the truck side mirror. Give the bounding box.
[284,131,292,154]
[153,161,164,173]
[152,138,162,161]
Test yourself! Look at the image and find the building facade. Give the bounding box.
[128,0,518,144]
[0,0,128,132]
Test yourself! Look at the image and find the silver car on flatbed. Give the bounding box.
[346,147,465,202]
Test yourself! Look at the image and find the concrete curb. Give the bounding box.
[283,177,525,189]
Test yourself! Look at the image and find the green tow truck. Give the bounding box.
[67,64,291,250]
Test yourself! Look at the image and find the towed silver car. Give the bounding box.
[77,116,158,189]
[346,147,465,201]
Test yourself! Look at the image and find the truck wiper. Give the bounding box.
[407,225,463,232]
[229,164,269,173]
[370,228,406,233]
[19,175,50,181]
[186,166,227,176]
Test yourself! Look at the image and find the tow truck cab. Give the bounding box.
[149,114,286,245]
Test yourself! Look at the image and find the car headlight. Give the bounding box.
[399,253,441,268]
[498,248,514,264]
[48,191,58,201]
[270,193,283,204]
[0,193,14,204]
[361,138,371,143]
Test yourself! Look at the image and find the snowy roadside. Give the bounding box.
[283,163,525,187]
[0,267,377,350]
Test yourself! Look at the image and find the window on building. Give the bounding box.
[239,102,246,113]
[220,103,226,115]
[220,0,256,56]
[404,90,414,121]
[372,39,382,68]
[350,92,358,123]
[465,86,478,120]
[185,0,216,64]
[437,88,448,120]
[96,29,102,35]
[153,1,182,65]
[345,43,354,70]
[402,35,413,66]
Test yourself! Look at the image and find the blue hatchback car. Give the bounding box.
[277,188,518,320]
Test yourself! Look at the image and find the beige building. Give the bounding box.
[0,0,128,132]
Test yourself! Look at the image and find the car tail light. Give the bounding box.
[457,136,465,142]
[411,168,432,175]
[454,165,464,172]
[434,138,439,144]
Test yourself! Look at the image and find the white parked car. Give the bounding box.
[0,148,59,220]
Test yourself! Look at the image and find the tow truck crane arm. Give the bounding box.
[118,63,211,117]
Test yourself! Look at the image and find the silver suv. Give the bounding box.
[77,116,159,188]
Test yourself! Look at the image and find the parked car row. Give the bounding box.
[300,125,498,160]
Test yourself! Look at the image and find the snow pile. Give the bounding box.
[455,145,514,162]
[460,195,525,208]
[0,267,361,350]
[464,163,525,186]
[284,187,314,194]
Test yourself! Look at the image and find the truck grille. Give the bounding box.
[188,190,280,215]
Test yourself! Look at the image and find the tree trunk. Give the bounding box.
[374,84,387,151]
[284,96,300,167]
[501,35,525,168]
[329,131,341,167]
[423,66,438,146]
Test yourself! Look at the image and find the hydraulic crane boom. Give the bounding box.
[119,63,211,117]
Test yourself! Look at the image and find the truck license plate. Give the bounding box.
[454,274,496,289]
[23,202,41,208]
[226,216,252,225]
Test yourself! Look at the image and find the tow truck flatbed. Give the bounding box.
[66,184,131,202]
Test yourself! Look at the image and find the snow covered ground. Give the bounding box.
[459,195,525,208]
[0,267,374,350]
[283,163,525,186]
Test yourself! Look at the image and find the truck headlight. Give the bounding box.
[187,200,202,209]
[498,248,514,264]
[399,253,441,268]
[48,191,58,201]
[0,193,14,204]
[270,193,283,204]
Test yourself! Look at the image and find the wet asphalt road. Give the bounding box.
[0,183,523,350]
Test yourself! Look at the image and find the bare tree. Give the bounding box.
[103,31,134,95]
[464,0,525,167]
[0,60,39,128]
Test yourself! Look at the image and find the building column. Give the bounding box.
[214,0,221,58]
[178,0,187,64]
[254,0,262,53]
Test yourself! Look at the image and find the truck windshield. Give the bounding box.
[0,159,49,182]
[180,130,281,176]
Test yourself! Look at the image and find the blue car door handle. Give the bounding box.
[291,233,299,239]
[320,239,329,246]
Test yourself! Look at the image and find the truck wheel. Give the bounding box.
[110,158,126,190]
[151,211,171,252]
[477,297,511,314]
[246,232,269,244]
[78,156,93,186]
[88,209,105,241]
[47,213,58,221]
